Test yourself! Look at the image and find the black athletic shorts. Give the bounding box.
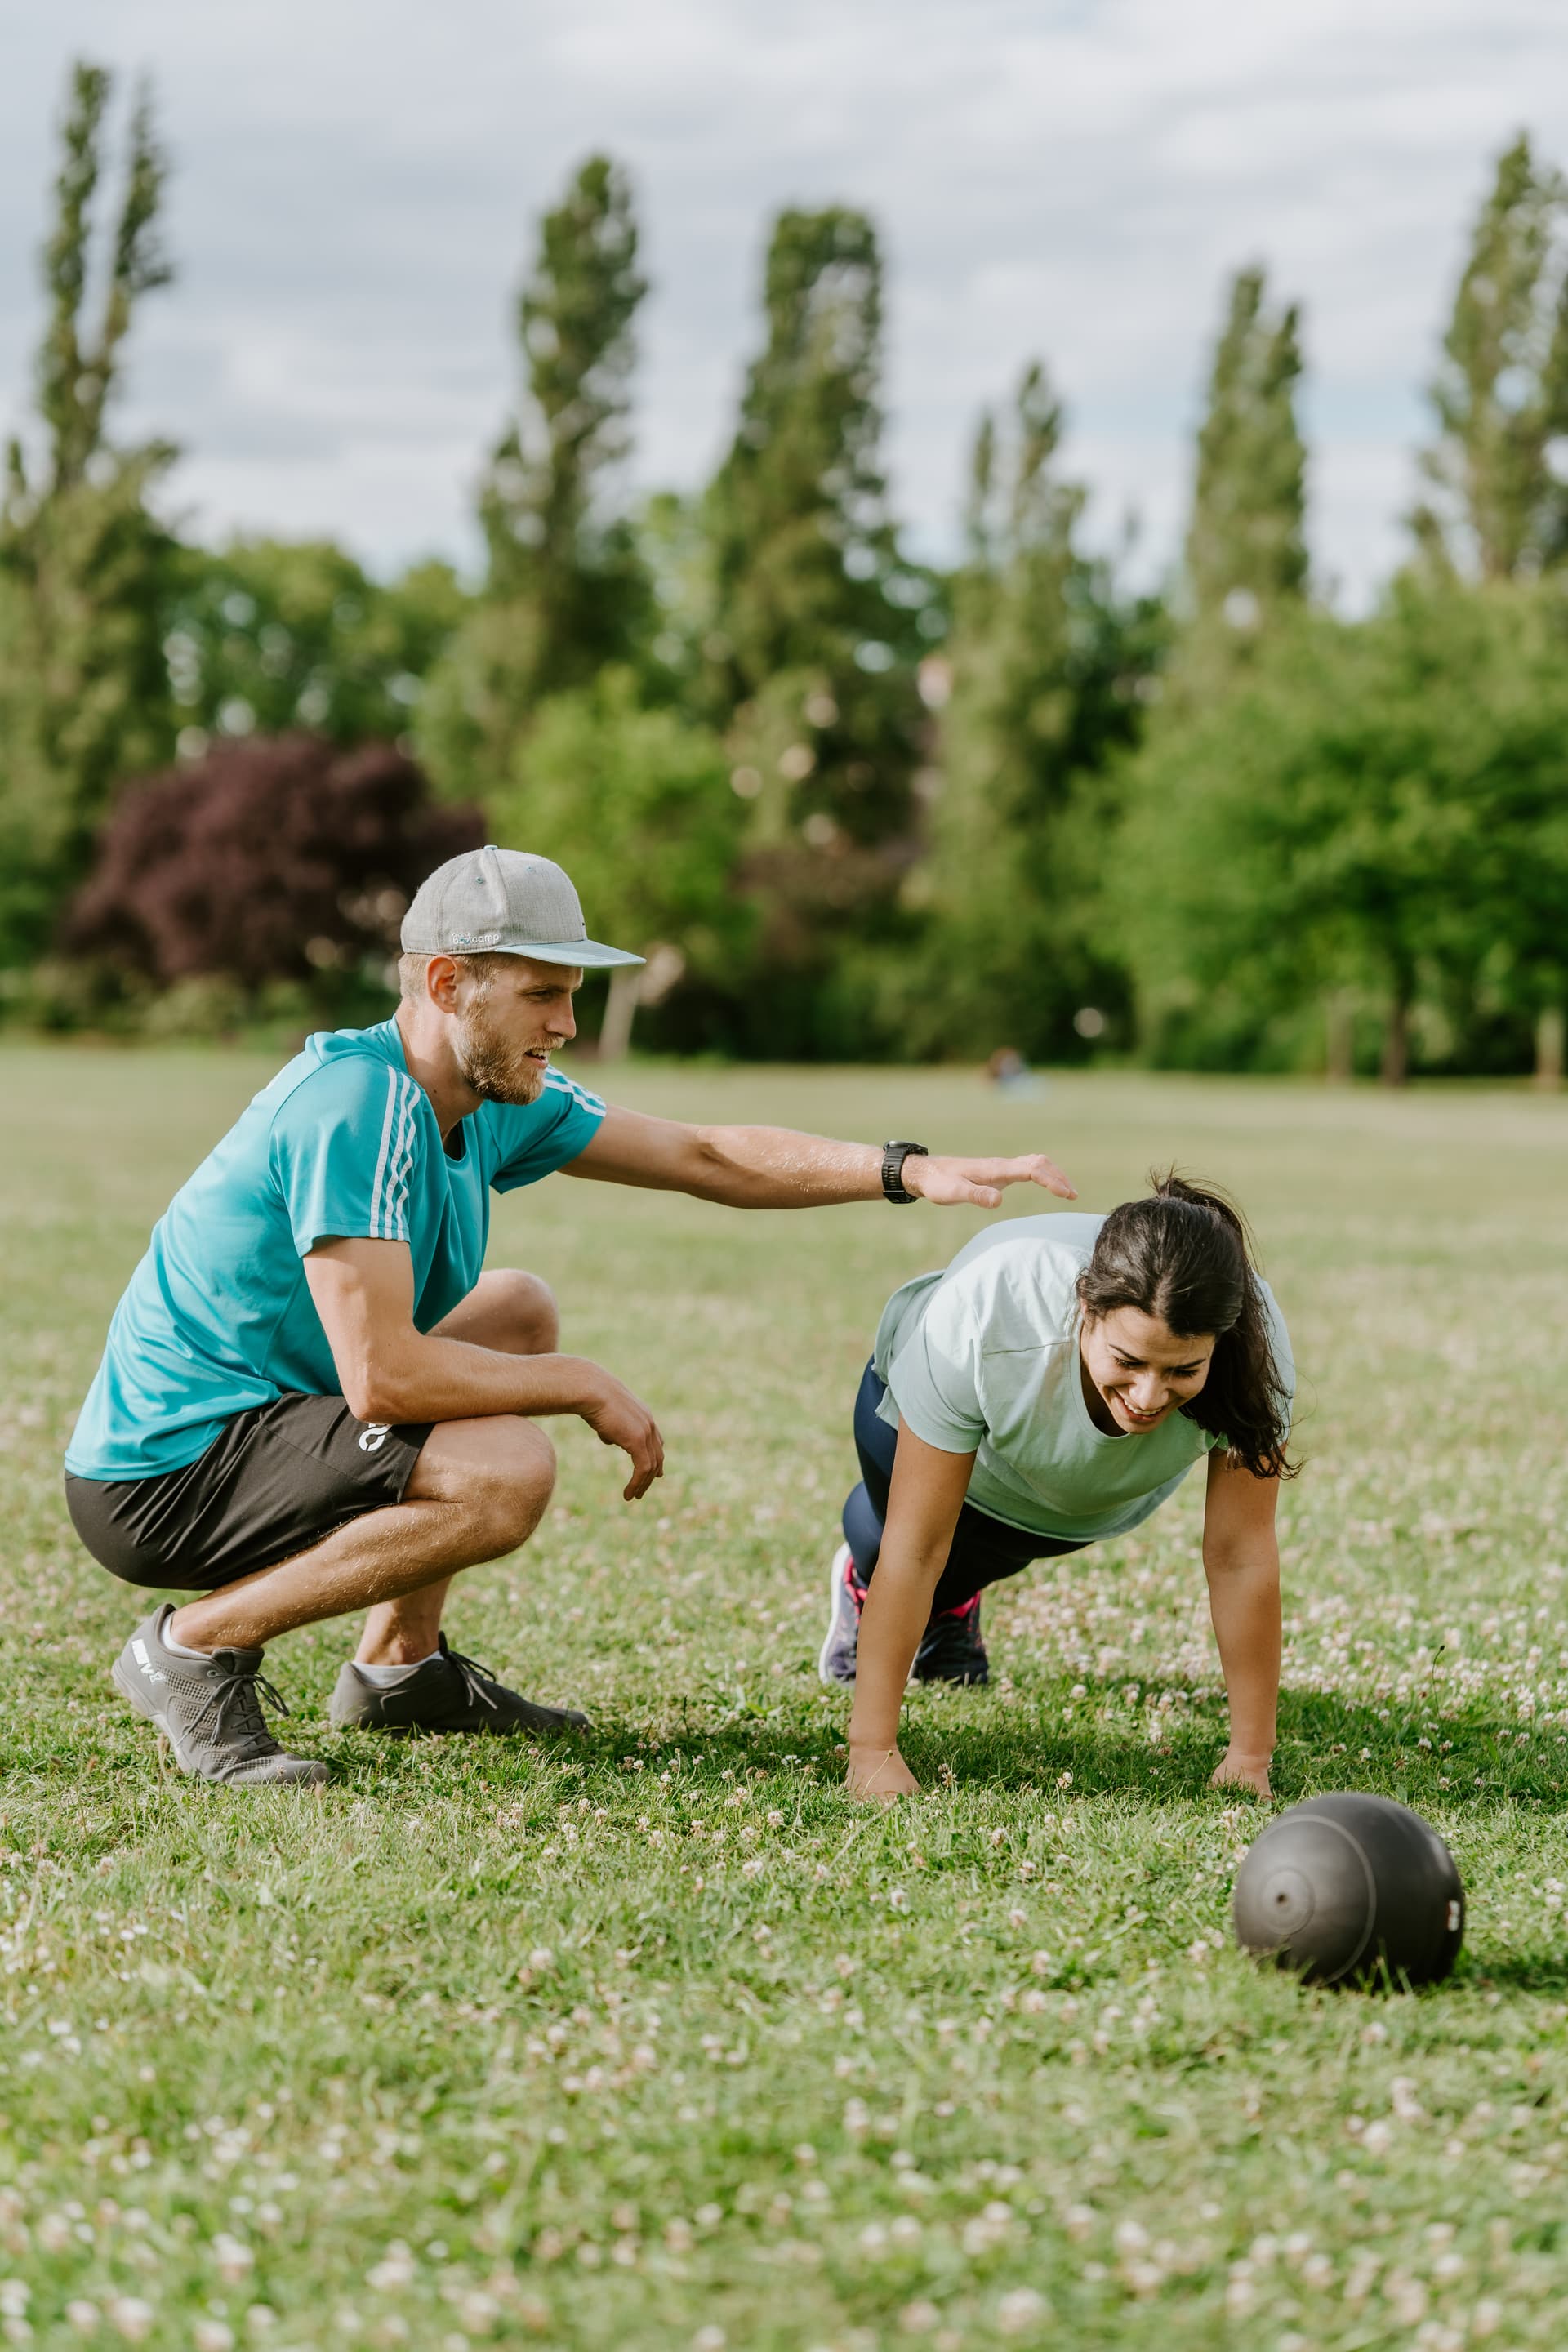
[65,1392,434,1592]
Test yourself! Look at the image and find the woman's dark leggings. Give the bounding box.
[841,1361,1086,1615]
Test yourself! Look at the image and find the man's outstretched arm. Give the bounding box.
[563,1104,1076,1210]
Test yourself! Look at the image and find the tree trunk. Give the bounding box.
[1379,994,1410,1088]
[1325,991,1354,1083]
[1535,1004,1565,1090]
[597,965,642,1063]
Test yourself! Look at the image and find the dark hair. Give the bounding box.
[1076,1170,1296,1479]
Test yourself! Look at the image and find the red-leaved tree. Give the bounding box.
[65,735,483,987]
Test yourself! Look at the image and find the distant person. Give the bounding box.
[816,1176,1295,1802]
[986,1045,1045,1099]
[65,847,1076,1788]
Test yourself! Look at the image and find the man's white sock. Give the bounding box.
[354,1652,441,1683]
[161,1621,214,1659]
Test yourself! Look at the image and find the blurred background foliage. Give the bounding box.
[5,62,1568,1078]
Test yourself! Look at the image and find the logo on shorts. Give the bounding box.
[358,1423,391,1454]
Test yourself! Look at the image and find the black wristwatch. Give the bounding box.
[881,1139,929,1204]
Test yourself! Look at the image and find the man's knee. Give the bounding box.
[491,1269,559,1352]
[411,1416,555,1552]
[471,1419,555,1551]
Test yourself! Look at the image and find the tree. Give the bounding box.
[1416,133,1568,579]
[161,541,468,750]
[1183,265,1308,633]
[703,207,933,1050]
[65,735,483,995]
[911,362,1164,1058]
[420,156,649,802]
[1111,579,1568,1082]
[488,667,749,1057]
[0,61,177,963]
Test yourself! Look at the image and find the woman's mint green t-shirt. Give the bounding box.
[872,1212,1294,1544]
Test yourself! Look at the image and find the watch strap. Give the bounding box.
[880,1139,929,1204]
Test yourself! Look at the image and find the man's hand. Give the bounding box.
[904,1152,1076,1209]
[579,1370,665,1501]
[1210,1748,1273,1801]
[846,1743,920,1802]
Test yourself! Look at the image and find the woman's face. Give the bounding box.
[1079,1304,1217,1435]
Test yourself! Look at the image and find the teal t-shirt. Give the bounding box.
[872,1212,1294,1544]
[66,1020,606,1481]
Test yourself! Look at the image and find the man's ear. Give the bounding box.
[424,953,462,1013]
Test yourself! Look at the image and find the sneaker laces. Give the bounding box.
[189,1658,291,1759]
[440,1642,503,1716]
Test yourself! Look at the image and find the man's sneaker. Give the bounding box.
[111,1606,330,1787]
[912,1594,989,1686]
[817,1541,866,1686]
[328,1634,590,1736]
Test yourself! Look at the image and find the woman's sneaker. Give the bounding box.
[911,1595,989,1686]
[111,1606,330,1786]
[817,1542,865,1685]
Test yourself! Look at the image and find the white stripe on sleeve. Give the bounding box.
[368,1067,400,1237]
[382,1077,421,1240]
[544,1067,606,1117]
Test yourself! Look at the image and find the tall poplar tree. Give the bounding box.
[913,363,1161,1058]
[1415,133,1568,578]
[419,154,649,801]
[703,207,929,1051]
[0,61,176,962]
[1183,265,1308,631]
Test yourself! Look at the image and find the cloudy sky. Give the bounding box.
[3,0,1566,604]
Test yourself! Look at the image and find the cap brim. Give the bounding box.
[487,938,645,970]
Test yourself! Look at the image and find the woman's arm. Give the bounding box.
[845,1425,976,1800]
[1201,1447,1283,1799]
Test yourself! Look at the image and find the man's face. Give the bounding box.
[452,956,581,1106]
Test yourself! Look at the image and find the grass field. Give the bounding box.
[5,1048,1568,2351]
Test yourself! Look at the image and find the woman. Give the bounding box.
[818,1174,1295,1800]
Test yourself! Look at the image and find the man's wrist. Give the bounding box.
[880,1141,928,1203]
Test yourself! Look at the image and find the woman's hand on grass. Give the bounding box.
[846,1743,920,1802]
[1210,1748,1273,1801]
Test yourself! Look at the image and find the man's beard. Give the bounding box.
[454,1004,547,1106]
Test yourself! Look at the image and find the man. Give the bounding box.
[65,847,1075,1787]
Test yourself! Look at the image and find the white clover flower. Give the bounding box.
[366,2243,416,2292]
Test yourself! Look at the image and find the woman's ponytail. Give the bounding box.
[1076,1170,1296,1479]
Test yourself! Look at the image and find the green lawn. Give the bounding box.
[4,1047,1568,2351]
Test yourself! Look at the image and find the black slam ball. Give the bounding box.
[1232,1793,1464,1989]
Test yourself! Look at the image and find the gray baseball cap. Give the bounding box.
[400,845,644,971]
